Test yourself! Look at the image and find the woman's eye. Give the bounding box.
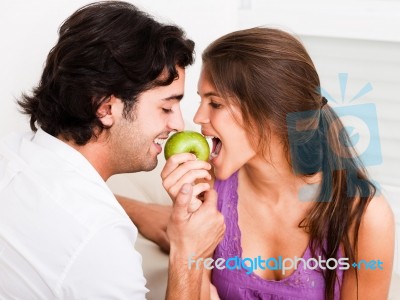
[210,101,222,109]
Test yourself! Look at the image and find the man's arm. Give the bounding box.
[166,184,225,300]
[116,195,172,253]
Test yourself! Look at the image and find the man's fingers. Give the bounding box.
[171,183,193,221]
[192,183,211,197]
[161,154,211,181]
[201,188,225,243]
[161,153,197,179]
[187,183,212,212]
[187,198,202,213]
[163,169,211,193]
[202,188,218,208]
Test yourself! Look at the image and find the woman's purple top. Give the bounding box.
[212,171,343,299]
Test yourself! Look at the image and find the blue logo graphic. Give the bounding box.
[331,103,382,167]
[351,259,383,270]
[287,73,382,200]
[319,73,381,167]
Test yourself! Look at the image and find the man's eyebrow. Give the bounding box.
[162,94,184,101]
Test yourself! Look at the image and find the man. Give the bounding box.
[0,1,224,299]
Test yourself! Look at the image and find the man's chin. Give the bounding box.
[123,155,158,173]
[141,157,158,172]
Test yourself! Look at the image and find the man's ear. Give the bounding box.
[96,95,120,127]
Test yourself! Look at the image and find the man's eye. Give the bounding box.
[162,108,173,113]
[210,102,221,109]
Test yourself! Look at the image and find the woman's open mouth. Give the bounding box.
[210,136,222,159]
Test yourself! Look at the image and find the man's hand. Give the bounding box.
[167,184,225,259]
[166,184,225,300]
[161,153,212,213]
[116,195,172,253]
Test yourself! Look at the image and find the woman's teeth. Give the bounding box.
[204,136,214,151]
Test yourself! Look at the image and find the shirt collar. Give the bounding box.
[31,128,107,188]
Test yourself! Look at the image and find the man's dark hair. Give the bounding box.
[18,1,195,145]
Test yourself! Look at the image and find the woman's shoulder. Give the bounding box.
[341,192,395,298]
[361,192,394,232]
[355,192,395,267]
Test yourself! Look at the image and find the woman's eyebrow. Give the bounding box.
[197,91,220,98]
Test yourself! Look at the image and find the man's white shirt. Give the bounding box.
[0,129,148,299]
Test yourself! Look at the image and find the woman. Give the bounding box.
[161,27,394,299]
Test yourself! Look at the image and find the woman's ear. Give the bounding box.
[96,95,120,127]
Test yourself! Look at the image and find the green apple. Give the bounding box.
[164,131,210,161]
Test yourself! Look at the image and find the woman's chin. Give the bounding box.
[214,166,237,181]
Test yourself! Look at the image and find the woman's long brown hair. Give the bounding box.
[203,27,376,299]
